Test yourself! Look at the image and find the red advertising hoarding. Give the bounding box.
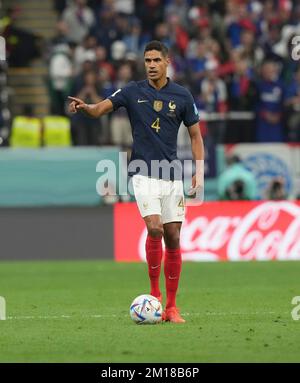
[114,201,300,262]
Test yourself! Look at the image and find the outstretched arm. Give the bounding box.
[68,97,113,118]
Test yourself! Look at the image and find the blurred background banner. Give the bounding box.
[114,201,300,262]
[0,147,120,206]
[220,143,300,199]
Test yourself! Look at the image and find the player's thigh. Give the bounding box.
[161,180,185,224]
[132,175,162,218]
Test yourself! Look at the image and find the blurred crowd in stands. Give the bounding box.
[1,0,300,147]
[46,0,300,147]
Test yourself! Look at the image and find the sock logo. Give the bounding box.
[151,265,160,269]
[168,276,178,280]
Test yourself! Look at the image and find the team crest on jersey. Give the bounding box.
[153,100,163,112]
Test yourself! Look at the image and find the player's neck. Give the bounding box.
[148,77,168,91]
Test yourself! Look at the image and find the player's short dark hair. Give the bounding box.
[144,41,169,57]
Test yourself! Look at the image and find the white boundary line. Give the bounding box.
[5,311,281,321]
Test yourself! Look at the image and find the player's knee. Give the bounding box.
[164,231,180,249]
[147,223,164,239]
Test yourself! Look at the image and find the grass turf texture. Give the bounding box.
[0,260,299,362]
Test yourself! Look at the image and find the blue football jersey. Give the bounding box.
[108,79,199,180]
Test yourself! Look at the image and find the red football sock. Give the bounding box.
[145,235,163,298]
[164,247,182,309]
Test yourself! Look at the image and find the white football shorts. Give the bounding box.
[132,174,185,224]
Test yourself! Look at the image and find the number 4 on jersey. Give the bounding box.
[151,118,160,133]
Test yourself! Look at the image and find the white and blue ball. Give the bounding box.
[130,294,162,324]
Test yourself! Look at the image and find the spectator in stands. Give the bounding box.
[256,60,285,142]
[284,66,300,142]
[50,20,71,49]
[166,13,189,55]
[1,6,43,67]
[265,177,288,200]
[72,56,97,96]
[110,40,127,63]
[110,63,133,151]
[152,22,170,50]
[114,0,135,16]
[186,3,214,43]
[218,154,257,201]
[48,44,74,116]
[225,0,255,49]
[62,0,96,44]
[135,0,164,36]
[239,29,264,67]
[122,18,148,58]
[73,34,97,75]
[98,66,115,99]
[164,0,189,28]
[167,45,188,85]
[199,59,228,144]
[226,55,257,143]
[260,21,283,64]
[224,180,248,200]
[71,70,103,145]
[91,2,121,59]
[95,45,115,82]
[188,40,209,91]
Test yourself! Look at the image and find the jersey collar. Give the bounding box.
[147,77,170,91]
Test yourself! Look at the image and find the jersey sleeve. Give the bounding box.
[182,90,200,127]
[107,82,133,110]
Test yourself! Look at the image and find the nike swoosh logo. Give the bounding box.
[151,265,160,269]
[168,276,178,280]
[137,99,149,103]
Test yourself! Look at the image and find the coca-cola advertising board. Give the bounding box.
[114,201,300,262]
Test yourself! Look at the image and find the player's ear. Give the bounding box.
[166,56,170,65]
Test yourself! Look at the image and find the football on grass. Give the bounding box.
[130,294,162,324]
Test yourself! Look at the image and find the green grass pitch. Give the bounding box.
[0,260,299,362]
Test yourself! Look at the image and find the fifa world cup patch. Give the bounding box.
[153,100,163,112]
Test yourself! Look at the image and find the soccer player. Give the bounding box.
[69,40,204,323]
